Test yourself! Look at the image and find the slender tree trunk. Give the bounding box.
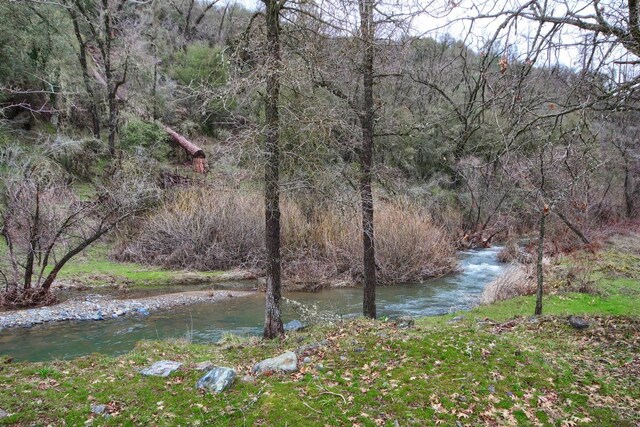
[107,93,118,155]
[359,0,376,319]
[555,210,590,245]
[102,0,117,155]
[152,0,159,121]
[535,210,546,316]
[263,0,284,339]
[69,9,101,139]
[40,226,113,292]
[23,187,40,290]
[624,164,636,218]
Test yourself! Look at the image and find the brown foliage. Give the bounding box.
[480,264,536,304]
[119,189,457,287]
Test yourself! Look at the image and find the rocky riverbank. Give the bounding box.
[0,290,253,330]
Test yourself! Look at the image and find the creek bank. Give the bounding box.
[51,269,259,293]
[0,290,253,330]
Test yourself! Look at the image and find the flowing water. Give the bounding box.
[0,247,504,362]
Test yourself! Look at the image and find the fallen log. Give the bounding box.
[161,124,207,174]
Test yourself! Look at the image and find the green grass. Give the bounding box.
[0,234,638,425]
[52,244,225,288]
[0,242,226,289]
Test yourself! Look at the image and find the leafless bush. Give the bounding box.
[120,189,458,286]
[48,136,101,180]
[480,264,536,304]
[116,188,264,270]
[0,148,160,307]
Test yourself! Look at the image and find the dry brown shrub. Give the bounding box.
[116,188,264,270]
[497,240,533,264]
[119,189,457,286]
[282,200,457,285]
[480,264,536,304]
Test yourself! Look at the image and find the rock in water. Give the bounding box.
[252,351,298,375]
[196,367,236,393]
[568,316,590,330]
[139,360,182,377]
[284,319,305,332]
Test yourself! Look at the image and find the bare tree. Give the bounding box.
[0,145,160,307]
[63,0,139,154]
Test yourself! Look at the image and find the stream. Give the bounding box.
[0,247,504,362]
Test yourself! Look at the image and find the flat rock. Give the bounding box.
[0,408,8,419]
[252,351,298,375]
[240,374,255,384]
[284,319,305,332]
[139,360,182,377]
[196,367,236,393]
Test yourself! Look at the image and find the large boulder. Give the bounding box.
[139,360,182,377]
[252,351,298,375]
[196,367,236,393]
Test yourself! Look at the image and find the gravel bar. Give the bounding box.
[0,290,254,330]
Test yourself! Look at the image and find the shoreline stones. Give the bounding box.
[139,360,182,377]
[0,290,253,330]
[196,367,236,393]
[252,351,298,375]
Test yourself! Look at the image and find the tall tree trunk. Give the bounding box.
[102,0,117,155]
[69,9,101,139]
[152,0,159,121]
[535,209,546,316]
[263,0,284,339]
[359,0,376,319]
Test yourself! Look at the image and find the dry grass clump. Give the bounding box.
[281,200,457,285]
[116,188,264,270]
[480,264,536,304]
[119,188,457,287]
[497,240,533,264]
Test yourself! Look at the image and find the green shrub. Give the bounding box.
[49,136,100,180]
[172,44,231,136]
[121,119,169,160]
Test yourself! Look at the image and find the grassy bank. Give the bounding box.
[50,244,230,289]
[0,234,638,426]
